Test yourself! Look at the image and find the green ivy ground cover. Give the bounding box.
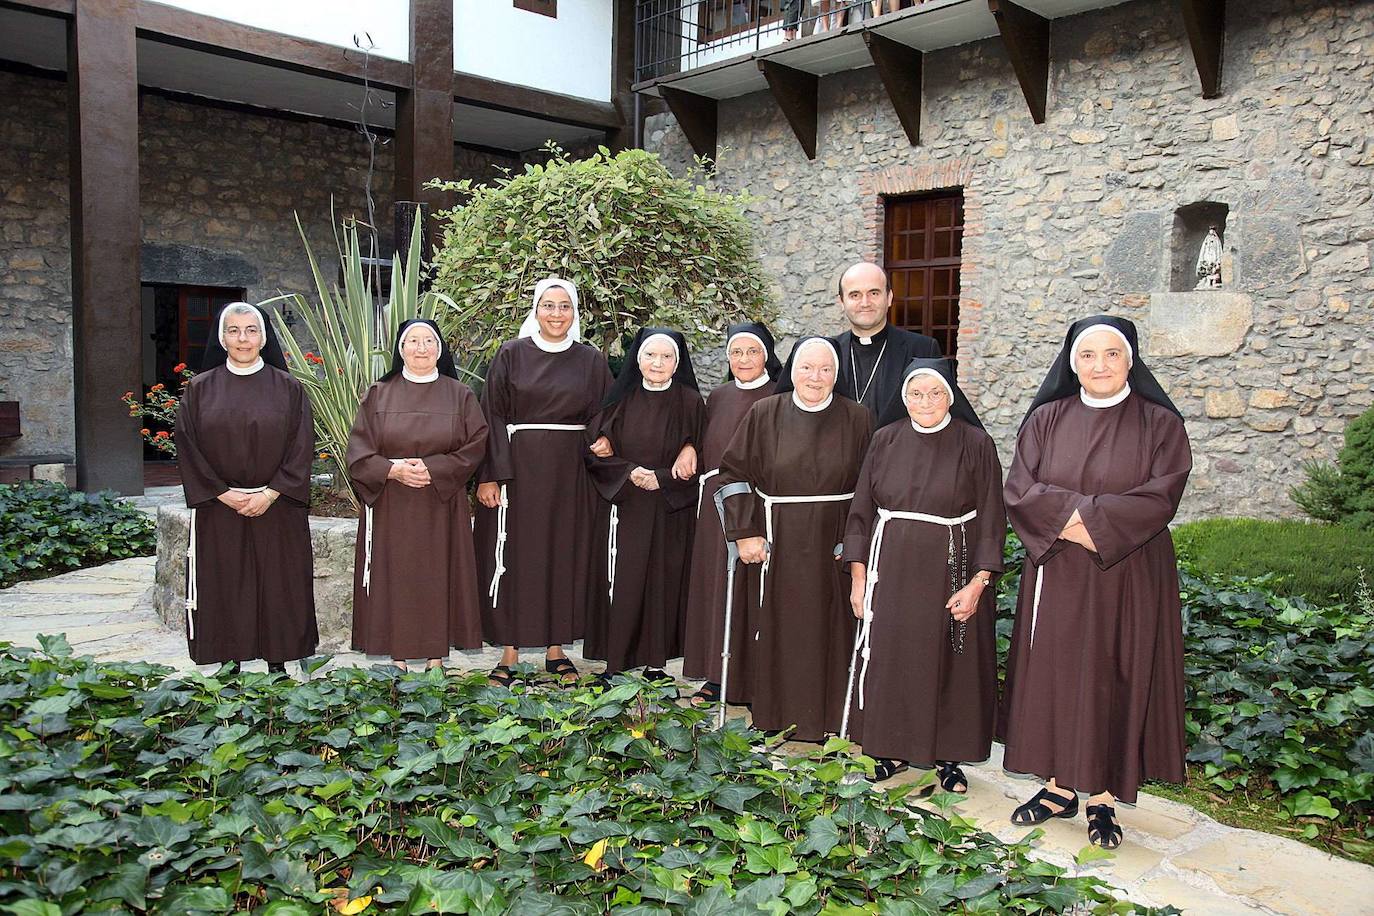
[996,533,1374,860]
[0,637,1170,915]
[0,484,155,590]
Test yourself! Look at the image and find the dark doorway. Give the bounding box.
[884,192,964,356]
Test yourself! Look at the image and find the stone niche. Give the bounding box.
[153,505,358,650]
[1170,201,1229,292]
[1147,291,1254,357]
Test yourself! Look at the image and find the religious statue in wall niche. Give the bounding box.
[1195,227,1223,289]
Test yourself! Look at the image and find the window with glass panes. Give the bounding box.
[884,192,964,356]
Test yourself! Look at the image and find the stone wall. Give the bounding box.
[0,69,521,461]
[645,0,1374,520]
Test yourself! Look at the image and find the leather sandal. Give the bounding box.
[1086,804,1122,849]
[545,657,579,683]
[487,665,517,688]
[872,758,910,781]
[1010,787,1079,825]
[936,760,968,794]
[690,681,721,707]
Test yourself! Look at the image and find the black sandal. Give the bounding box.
[545,657,579,682]
[1086,804,1122,849]
[488,665,517,688]
[690,681,721,707]
[872,758,910,781]
[936,760,968,794]
[1010,787,1079,825]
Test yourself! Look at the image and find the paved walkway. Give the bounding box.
[2,554,1371,915]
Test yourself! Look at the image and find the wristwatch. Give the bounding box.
[973,572,992,586]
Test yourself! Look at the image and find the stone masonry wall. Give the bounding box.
[645,0,1374,520]
[0,69,519,461]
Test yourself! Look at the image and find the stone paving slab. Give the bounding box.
[2,555,1372,915]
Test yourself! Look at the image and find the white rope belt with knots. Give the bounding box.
[849,508,977,725]
[488,423,587,607]
[755,489,856,606]
[363,459,414,595]
[186,485,268,641]
[696,468,721,516]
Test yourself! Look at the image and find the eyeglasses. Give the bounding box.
[907,390,949,404]
[537,303,574,314]
[728,347,764,359]
[223,326,261,339]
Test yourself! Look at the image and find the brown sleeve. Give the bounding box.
[345,386,394,508]
[424,384,490,503]
[970,431,1008,574]
[175,377,228,509]
[841,444,879,566]
[718,405,765,541]
[1003,408,1084,566]
[1077,414,1192,569]
[266,378,314,507]
[476,346,513,485]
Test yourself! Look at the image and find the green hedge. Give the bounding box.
[0,639,1167,914]
[1171,517,1374,602]
[0,482,155,588]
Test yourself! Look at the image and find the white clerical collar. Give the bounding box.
[912,414,952,434]
[735,372,770,391]
[855,324,887,345]
[642,378,672,392]
[792,391,833,412]
[1081,382,1131,409]
[532,332,573,353]
[403,367,440,383]
[226,358,264,376]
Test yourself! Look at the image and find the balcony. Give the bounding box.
[633,0,1226,159]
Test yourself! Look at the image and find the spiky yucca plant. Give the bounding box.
[266,214,460,508]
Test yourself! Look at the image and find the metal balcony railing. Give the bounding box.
[635,1,924,84]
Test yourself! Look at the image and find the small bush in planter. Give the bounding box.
[0,482,155,587]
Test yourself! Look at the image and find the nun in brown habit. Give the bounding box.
[841,358,1005,785]
[681,322,782,706]
[583,328,704,678]
[177,302,317,672]
[1000,315,1191,849]
[473,278,613,686]
[717,336,872,741]
[345,319,489,670]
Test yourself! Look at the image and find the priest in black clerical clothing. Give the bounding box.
[832,262,941,415]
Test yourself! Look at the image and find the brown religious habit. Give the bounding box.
[584,385,704,673]
[841,419,1005,765]
[681,378,777,700]
[717,394,872,741]
[346,375,489,659]
[999,395,1192,803]
[177,365,318,664]
[474,337,612,648]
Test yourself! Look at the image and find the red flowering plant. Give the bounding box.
[121,362,194,456]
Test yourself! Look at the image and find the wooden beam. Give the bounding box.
[1180,0,1225,99]
[864,31,923,147]
[757,59,819,160]
[659,85,717,161]
[135,0,413,90]
[453,73,623,131]
[988,0,1050,124]
[0,0,74,16]
[608,0,637,150]
[68,0,143,494]
[395,0,454,255]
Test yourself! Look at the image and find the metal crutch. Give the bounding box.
[713,481,753,729]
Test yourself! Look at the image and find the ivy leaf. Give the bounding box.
[797,814,841,857]
[1074,844,1116,866]
[1288,791,1340,819]
[711,784,762,814]
[90,861,149,909]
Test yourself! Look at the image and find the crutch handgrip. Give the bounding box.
[712,480,752,728]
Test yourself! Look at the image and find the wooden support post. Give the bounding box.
[67,0,143,494]
[1180,0,1225,99]
[988,0,1050,125]
[757,59,819,160]
[395,0,454,257]
[659,85,718,161]
[864,31,923,147]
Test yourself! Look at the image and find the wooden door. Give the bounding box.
[884,193,963,356]
[178,286,242,370]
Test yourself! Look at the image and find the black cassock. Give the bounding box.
[834,325,941,416]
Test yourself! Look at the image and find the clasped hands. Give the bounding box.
[1059,508,1098,553]
[388,458,432,489]
[629,443,697,493]
[216,487,279,517]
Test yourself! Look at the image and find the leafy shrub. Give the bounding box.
[0,638,1170,914]
[1171,517,1374,602]
[0,483,155,588]
[270,216,456,509]
[431,145,776,373]
[1292,406,1374,530]
[121,363,195,456]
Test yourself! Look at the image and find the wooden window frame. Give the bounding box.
[884,191,964,356]
[698,1,783,44]
[514,0,557,19]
